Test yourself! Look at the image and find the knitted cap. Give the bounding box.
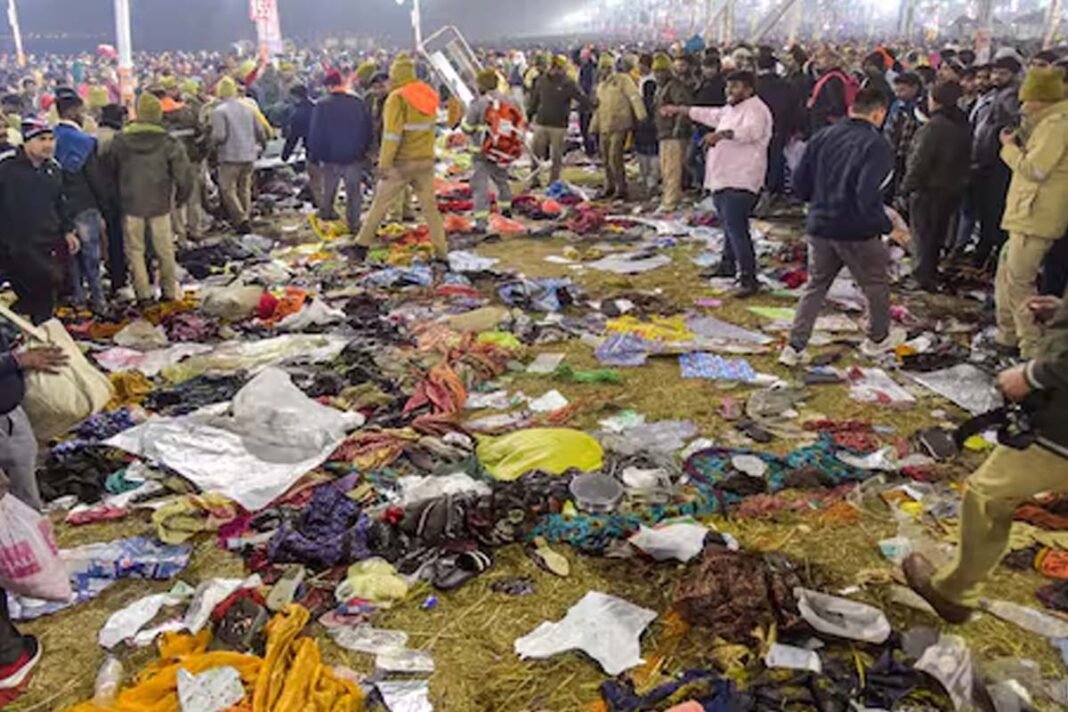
[390,54,416,86]
[137,92,163,124]
[324,69,344,88]
[476,68,498,92]
[87,85,109,109]
[216,76,238,99]
[1020,66,1066,103]
[551,54,569,70]
[356,61,377,83]
[21,115,51,142]
[652,53,672,72]
[598,52,616,71]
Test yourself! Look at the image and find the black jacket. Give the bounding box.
[527,73,590,129]
[694,76,726,107]
[1026,285,1068,457]
[974,82,1020,171]
[282,97,315,162]
[794,118,894,241]
[308,92,373,165]
[900,106,972,197]
[757,72,801,140]
[0,149,72,254]
[0,328,23,416]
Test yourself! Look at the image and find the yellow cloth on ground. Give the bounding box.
[62,606,363,712]
[477,428,604,481]
[606,315,694,342]
[108,371,153,408]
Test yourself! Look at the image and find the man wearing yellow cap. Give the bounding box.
[353,54,446,260]
[463,68,524,233]
[527,55,590,185]
[591,52,648,201]
[211,76,268,234]
[991,66,1068,360]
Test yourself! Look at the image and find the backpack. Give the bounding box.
[482,98,525,166]
[808,70,860,118]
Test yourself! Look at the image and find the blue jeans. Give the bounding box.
[70,208,105,308]
[713,189,759,278]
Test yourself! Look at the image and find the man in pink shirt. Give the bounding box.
[663,71,773,297]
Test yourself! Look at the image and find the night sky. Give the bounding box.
[6,0,578,52]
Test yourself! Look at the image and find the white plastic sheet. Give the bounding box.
[94,344,215,376]
[915,634,978,711]
[376,680,433,712]
[794,588,891,644]
[177,666,245,712]
[276,299,346,331]
[397,472,490,507]
[183,575,262,634]
[329,625,409,654]
[764,643,822,673]
[628,522,708,562]
[107,368,363,511]
[448,250,499,273]
[586,254,672,274]
[514,591,657,674]
[906,365,1004,416]
[98,587,192,649]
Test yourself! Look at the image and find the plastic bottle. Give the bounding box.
[93,656,123,706]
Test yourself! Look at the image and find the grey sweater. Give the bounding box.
[212,98,266,164]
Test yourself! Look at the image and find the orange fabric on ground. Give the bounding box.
[62,606,363,712]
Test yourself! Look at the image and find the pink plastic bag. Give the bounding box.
[0,494,72,601]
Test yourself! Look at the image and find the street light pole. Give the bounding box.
[114,0,135,111]
[7,0,24,67]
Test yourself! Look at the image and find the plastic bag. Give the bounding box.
[794,587,891,644]
[201,285,264,321]
[476,428,604,481]
[0,307,114,441]
[0,493,72,601]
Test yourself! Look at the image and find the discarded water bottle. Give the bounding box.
[93,656,124,705]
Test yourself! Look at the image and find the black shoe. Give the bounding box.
[350,245,369,262]
[501,208,513,219]
[732,277,760,299]
[236,222,252,235]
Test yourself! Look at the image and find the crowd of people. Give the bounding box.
[0,32,1067,695]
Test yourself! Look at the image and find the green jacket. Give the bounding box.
[164,101,207,164]
[590,72,647,135]
[654,75,694,141]
[1026,287,1068,458]
[1000,100,1068,240]
[527,73,590,129]
[109,123,193,219]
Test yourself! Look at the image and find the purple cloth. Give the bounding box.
[268,484,371,568]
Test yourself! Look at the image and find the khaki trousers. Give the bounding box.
[934,444,1068,606]
[355,160,447,257]
[172,160,205,242]
[995,233,1055,357]
[125,214,178,301]
[659,139,685,210]
[532,125,567,184]
[219,162,254,227]
[601,130,628,196]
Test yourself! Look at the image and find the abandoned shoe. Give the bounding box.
[902,553,972,624]
[0,636,41,690]
[778,345,811,368]
[350,245,369,262]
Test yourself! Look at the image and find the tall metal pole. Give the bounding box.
[7,0,24,67]
[975,0,995,63]
[411,0,423,51]
[1044,0,1062,48]
[115,0,134,111]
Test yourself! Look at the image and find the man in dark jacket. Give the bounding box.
[577,49,597,156]
[971,55,1021,268]
[884,72,923,204]
[899,81,972,292]
[905,289,1068,624]
[0,119,79,324]
[282,85,318,208]
[755,51,799,205]
[780,87,905,366]
[653,53,693,211]
[53,87,109,314]
[308,70,373,233]
[109,93,193,308]
[807,48,851,135]
[527,56,590,185]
